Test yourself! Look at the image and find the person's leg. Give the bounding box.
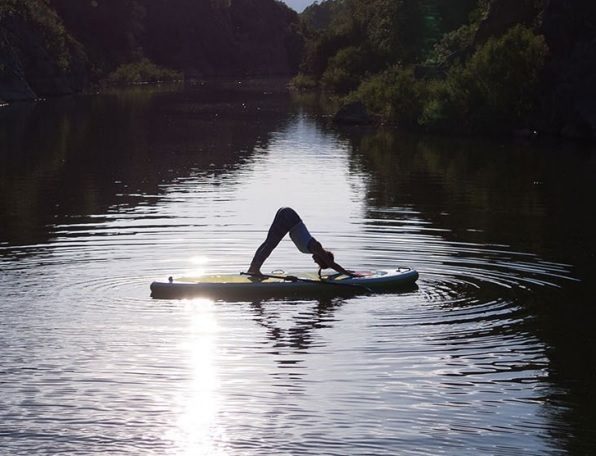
[247,208,302,273]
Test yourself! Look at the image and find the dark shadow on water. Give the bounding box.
[249,296,344,355]
[0,80,295,248]
[329,125,596,454]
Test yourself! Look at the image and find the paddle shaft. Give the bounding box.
[241,272,372,293]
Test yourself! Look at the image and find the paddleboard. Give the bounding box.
[150,267,418,300]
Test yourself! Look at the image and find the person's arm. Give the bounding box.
[327,259,357,277]
[310,240,358,277]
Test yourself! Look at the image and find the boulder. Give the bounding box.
[0,65,37,101]
[333,101,371,125]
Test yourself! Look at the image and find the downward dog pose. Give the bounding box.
[247,207,355,277]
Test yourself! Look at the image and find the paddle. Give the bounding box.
[240,272,372,294]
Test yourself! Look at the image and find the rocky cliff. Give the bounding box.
[0,1,87,101]
[1,0,301,102]
[141,0,302,77]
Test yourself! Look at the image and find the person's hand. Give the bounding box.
[346,270,364,278]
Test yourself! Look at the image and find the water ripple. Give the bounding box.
[0,89,584,455]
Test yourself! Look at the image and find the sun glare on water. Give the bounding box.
[166,299,227,455]
[185,255,210,278]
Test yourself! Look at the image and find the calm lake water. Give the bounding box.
[1,80,596,455]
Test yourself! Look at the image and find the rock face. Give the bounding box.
[0,45,37,101]
[541,0,596,140]
[1,0,301,101]
[0,2,87,102]
[181,0,301,76]
[50,0,302,78]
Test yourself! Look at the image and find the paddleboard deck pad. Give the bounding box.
[150,268,418,300]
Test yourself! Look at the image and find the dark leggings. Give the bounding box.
[249,207,303,270]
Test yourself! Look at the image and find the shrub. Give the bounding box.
[349,65,426,126]
[347,72,391,117]
[425,23,476,66]
[421,25,549,132]
[290,73,318,90]
[105,59,182,85]
[321,45,369,94]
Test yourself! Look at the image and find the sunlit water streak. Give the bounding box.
[0,87,584,455]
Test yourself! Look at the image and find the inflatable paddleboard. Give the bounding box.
[150,267,418,300]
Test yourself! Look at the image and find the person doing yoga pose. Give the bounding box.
[247,207,355,277]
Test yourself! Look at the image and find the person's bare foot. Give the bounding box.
[245,269,265,282]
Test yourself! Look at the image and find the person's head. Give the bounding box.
[312,249,334,269]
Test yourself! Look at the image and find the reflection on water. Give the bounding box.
[1,81,595,455]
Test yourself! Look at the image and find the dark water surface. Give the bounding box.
[1,81,596,455]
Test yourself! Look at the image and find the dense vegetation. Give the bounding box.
[49,0,302,78]
[1,0,594,140]
[298,0,476,90]
[0,0,301,101]
[295,0,596,139]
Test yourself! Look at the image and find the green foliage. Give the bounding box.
[301,0,342,31]
[0,0,82,73]
[468,0,491,24]
[290,73,318,90]
[48,0,301,80]
[299,0,478,93]
[105,59,182,85]
[300,28,355,78]
[365,0,425,63]
[425,0,489,65]
[2,0,301,98]
[349,25,548,133]
[425,23,477,65]
[49,0,147,75]
[421,25,549,132]
[321,45,370,93]
[349,66,426,125]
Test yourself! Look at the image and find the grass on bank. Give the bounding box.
[105,59,182,85]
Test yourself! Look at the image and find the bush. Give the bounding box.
[425,23,476,66]
[349,65,426,126]
[421,25,549,132]
[105,59,182,85]
[347,72,391,117]
[290,73,318,90]
[321,45,369,94]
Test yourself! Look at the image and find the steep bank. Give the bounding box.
[50,0,302,78]
[142,0,303,77]
[1,0,301,102]
[0,0,87,101]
